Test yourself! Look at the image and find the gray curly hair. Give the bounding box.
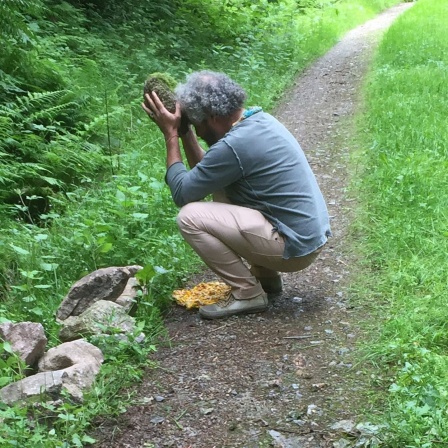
[175,70,247,124]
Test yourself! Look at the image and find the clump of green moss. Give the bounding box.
[143,72,177,113]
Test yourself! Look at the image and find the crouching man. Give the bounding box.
[142,70,331,319]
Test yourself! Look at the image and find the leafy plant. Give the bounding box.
[0,341,27,387]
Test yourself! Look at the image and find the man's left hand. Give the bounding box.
[142,91,181,139]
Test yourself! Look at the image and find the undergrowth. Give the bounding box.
[353,0,448,445]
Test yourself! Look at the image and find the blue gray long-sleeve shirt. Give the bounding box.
[166,111,331,259]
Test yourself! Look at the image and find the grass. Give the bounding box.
[352,0,448,445]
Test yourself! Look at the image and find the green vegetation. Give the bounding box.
[354,0,448,445]
[0,0,402,445]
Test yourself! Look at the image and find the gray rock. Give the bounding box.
[38,339,103,371]
[56,266,142,321]
[0,322,47,367]
[113,332,146,344]
[0,370,65,404]
[125,265,143,276]
[268,430,310,447]
[58,300,137,342]
[331,419,356,433]
[150,416,165,424]
[115,277,140,314]
[0,364,100,404]
[0,340,104,405]
[333,439,352,448]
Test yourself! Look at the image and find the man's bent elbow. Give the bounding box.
[173,196,186,208]
[176,202,199,233]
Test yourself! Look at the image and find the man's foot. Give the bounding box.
[257,275,283,294]
[199,292,268,320]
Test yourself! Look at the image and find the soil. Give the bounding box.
[94,4,413,447]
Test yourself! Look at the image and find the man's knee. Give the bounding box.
[176,202,201,233]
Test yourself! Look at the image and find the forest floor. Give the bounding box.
[94,3,413,447]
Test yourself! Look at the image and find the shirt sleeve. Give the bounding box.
[165,141,243,207]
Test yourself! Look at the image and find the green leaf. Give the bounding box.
[9,243,30,255]
[138,171,148,182]
[132,213,149,219]
[116,190,126,202]
[81,435,96,444]
[41,176,62,186]
[154,265,169,274]
[71,434,82,447]
[99,242,113,253]
[20,270,41,279]
[34,233,48,242]
[2,341,13,354]
[40,262,59,271]
[0,377,11,387]
[29,307,44,316]
[135,264,157,284]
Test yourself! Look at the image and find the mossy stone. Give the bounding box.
[143,72,177,113]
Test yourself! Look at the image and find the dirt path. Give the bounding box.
[95,4,413,447]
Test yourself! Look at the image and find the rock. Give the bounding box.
[307,404,322,416]
[38,339,103,371]
[150,416,165,424]
[115,277,140,314]
[1,340,103,404]
[330,419,356,433]
[268,430,309,447]
[0,371,65,404]
[58,300,137,342]
[0,322,47,367]
[113,332,146,344]
[333,438,352,448]
[56,266,142,321]
[126,265,144,276]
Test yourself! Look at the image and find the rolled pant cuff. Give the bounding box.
[232,284,265,301]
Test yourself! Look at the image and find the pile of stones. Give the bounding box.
[0,265,143,404]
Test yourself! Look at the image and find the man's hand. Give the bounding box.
[142,91,181,140]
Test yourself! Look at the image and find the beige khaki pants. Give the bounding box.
[177,201,321,300]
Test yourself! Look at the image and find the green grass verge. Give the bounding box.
[354,0,448,445]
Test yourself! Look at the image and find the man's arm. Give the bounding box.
[142,92,182,169]
[180,127,205,169]
[165,133,182,169]
[166,142,241,207]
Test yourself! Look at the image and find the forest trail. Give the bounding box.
[95,3,413,447]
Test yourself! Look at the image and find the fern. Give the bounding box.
[0,89,80,143]
[0,0,44,40]
[16,90,71,114]
[0,85,106,217]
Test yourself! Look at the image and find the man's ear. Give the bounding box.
[206,115,220,131]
